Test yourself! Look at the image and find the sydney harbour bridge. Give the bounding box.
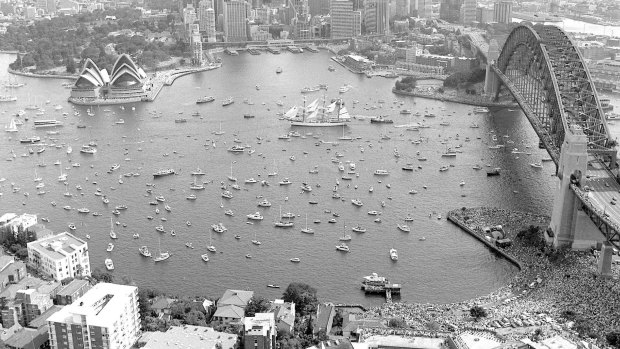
[484,24,619,274]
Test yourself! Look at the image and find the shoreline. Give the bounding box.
[362,207,617,346]
[392,88,519,108]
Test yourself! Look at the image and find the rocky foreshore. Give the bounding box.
[361,207,619,346]
[392,87,519,108]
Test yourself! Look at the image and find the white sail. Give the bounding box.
[305,110,319,121]
[5,118,17,132]
[284,106,298,119]
[325,102,337,114]
[306,99,319,113]
[338,107,351,120]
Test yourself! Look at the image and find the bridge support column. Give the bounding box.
[597,242,614,277]
[549,132,588,249]
[484,63,500,97]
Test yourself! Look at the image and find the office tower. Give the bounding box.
[224,0,249,42]
[331,0,360,38]
[493,0,512,24]
[394,0,410,17]
[47,283,140,349]
[27,232,90,282]
[461,0,476,23]
[413,0,432,17]
[190,24,203,65]
[308,0,322,16]
[364,0,389,35]
[198,0,211,32]
[206,8,217,41]
[439,0,461,23]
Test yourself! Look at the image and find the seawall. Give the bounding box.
[392,88,519,108]
[447,210,523,270]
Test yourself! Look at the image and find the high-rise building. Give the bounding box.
[224,0,249,42]
[439,0,461,23]
[414,0,432,17]
[493,1,512,24]
[330,0,360,38]
[206,8,217,42]
[198,0,211,32]
[394,0,410,17]
[47,283,140,349]
[27,232,90,282]
[183,4,198,26]
[364,0,389,35]
[190,24,204,65]
[476,6,494,23]
[461,0,476,23]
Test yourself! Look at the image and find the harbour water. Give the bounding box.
[0,52,561,306]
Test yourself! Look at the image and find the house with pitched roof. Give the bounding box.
[267,299,295,333]
[212,290,254,326]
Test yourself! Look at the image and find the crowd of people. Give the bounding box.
[357,207,619,347]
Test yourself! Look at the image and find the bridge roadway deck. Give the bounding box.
[573,158,620,249]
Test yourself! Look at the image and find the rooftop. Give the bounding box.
[3,327,47,348]
[213,304,245,320]
[0,276,47,299]
[219,289,253,307]
[27,231,87,261]
[28,305,63,329]
[140,325,238,349]
[47,283,137,328]
[56,279,90,297]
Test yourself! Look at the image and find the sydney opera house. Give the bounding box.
[69,54,149,105]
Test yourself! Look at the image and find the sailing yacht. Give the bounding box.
[338,124,352,140]
[57,162,67,181]
[251,231,261,245]
[4,118,18,132]
[33,169,42,182]
[227,162,237,182]
[207,231,216,252]
[274,206,294,227]
[214,122,225,135]
[301,213,314,234]
[153,238,170,262]
[339,222,352,241]
[267,160,278,177]
[109,218,117,239]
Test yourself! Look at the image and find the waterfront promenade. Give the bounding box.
[67,64,221,105]
[360,207,618,346]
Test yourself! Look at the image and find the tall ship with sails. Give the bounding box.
[285,97,351,127]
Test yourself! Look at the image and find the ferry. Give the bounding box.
[33,119,63,128]
[196,96,215,104]
[370,116,394,124]
[222,97,234,106]
[374,169,389,176]
[153,169,176,177]
[20,136,41,144]
[80,146,97,154]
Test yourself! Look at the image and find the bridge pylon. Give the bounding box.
[549,131,588,249]
[484,62,500,97]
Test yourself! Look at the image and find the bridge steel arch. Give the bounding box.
[491,24,615,168]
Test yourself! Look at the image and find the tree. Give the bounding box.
[516,225,544,247]
[282,283,318,316]
[470,306,487,321]
[91,268,114,283]
[245,296,270,317]
[387,317,407,328]
[606,331,620,349]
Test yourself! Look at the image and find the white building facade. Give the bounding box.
[27,232,91,281]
